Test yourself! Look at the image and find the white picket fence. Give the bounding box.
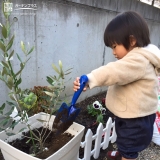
[78,117,117,160]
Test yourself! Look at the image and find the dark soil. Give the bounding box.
[9,127,73,159]
[0,150,3,160]
[0,91,115,160]
[75,91,115,160]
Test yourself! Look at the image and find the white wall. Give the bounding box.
[0,0,160,106]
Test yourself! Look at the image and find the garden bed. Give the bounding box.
[75,91,114,160]
[8,127,73,159]
[0,91,112,160]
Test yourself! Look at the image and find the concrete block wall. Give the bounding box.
[0,0,160,106]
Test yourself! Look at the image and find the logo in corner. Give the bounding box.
[4,2,13,12]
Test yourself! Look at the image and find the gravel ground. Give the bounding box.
[103,141,160,160]
[137,142,160,160]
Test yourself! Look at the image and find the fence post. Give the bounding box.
[93,123,103,159]
[102,117,112,149]
[111,121,117,143]
[84,129,93,160]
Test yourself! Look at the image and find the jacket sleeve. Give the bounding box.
[87,54,148,89]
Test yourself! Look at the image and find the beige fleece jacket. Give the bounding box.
[87,44,160,118]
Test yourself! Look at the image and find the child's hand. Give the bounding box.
[73,77,88,92]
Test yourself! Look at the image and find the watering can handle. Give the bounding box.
[71,75,88,105]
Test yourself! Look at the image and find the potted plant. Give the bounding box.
[0,1,85,160]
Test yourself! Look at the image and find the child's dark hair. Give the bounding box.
[104,11,150,50]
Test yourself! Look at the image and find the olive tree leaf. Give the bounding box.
[0,103,5,114]
[2,61,9,68]
[46,76,54,85]
[15,78,22,89]
[1,67,8,76]
[59,60,63,70]
[44,91,54,97]
[28,46,34,55]
[6,132,15,136]
[21,41,26,54]
[26,138,31,144]
[6,35,14,51]
[36,119,47,123]
[6,101,16,107]
[8,50,14,60]
[18,127,26,133]
[0,103,5,110]
[0,117,10,126]
[16,53,23,63]
[5,76,13,89]
[9,120,20,130]
[5,106,14,116]
[0,41,5,52]
[52,63,60,74]
[9,94,16,101]
[2,24,7,39]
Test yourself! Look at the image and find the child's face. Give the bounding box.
[111,44,132,59]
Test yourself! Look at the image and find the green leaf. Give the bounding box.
[7,76,13,87]
[16,88,21,94]
[26,138,31,144]
[0,118,10,126]
[15,63,25,77]
[0,41,5,52]
[6,35,14,51]
[52,63,60,74]
[0,62,3,67]
[2,61,9,68]
[21,41,26,54]
[2,66,10,76]
[16,53,23,63]
[9,95,16,101]
[2,24,7,39]
[7,77,13,89]
[0,103,5,114]
[6,101,16,107]
[5,106,14,116]
[44,91,54,97]
[19,127,26,133]
[15,78,22,88]
[6,132,15,136]
[25,57,31,63]
[96,114,104,124]
[54,90,58,96]
[60,70,64,79]
[0,39,4,43]
[36,119,47,123]
[0,103,5,110]
[28,46,34,55]
[41,105,49,109]
[64,71,72,75]
[15,69,22,77]
[1,67,7,76]
[10,120,20,130]
[65,68,73,72]
[0,75,5,81]
[59,60,63,70]
[8,50,14,60]
[46,76,54,85]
